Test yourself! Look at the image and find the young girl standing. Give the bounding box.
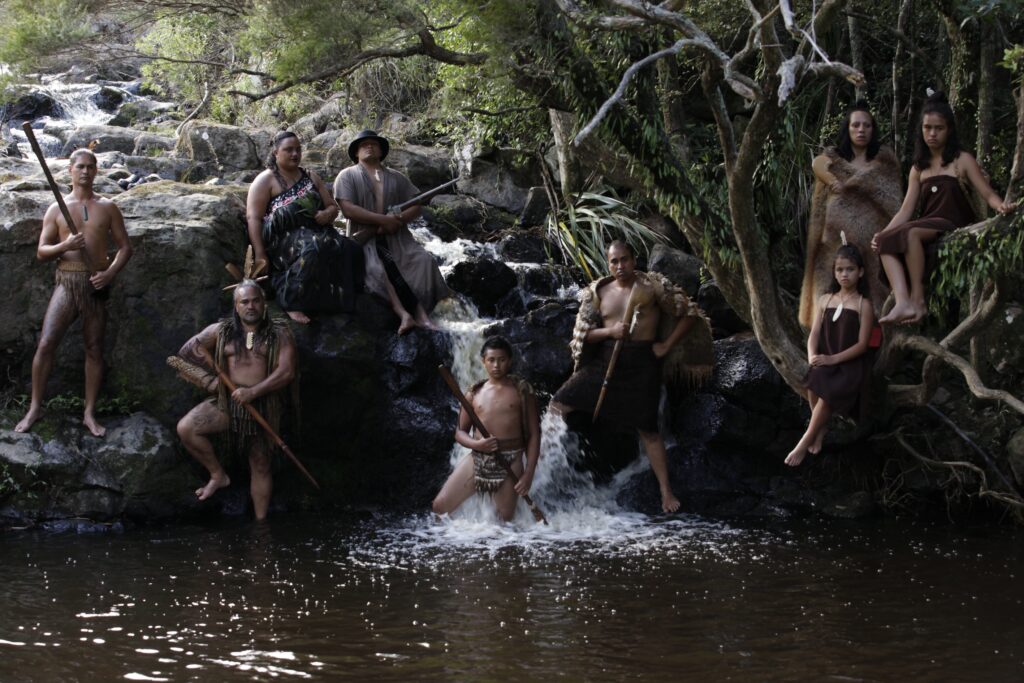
[872,92,1015,324]
[786,245,875,467]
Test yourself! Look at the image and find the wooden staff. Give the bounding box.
[200,349,321,491]
[438,365,548,525]
[21,122,99,275]
[592,282,641,421]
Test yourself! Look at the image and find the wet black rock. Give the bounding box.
[92,86,126,112]
[498,231,548,263]
[519,187,551,227]
[446,257,518,316]
[649,244,703,298]
[0,90,63,122]
[697,280,748,337]
[483,302,576,394]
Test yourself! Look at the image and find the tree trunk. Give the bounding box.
[847,15,866,101]
[892,0,914,162]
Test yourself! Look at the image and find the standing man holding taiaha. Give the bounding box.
[15,148,132,437]
[551,241,713,513]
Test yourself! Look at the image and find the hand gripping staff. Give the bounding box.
[437,365,548,525]
[200,348,320,491]
[22,122,102,286]
[592,282,648,421]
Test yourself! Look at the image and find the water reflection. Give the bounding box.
[1,514,1021,681]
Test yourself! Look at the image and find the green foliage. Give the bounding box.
[41,392,140,416]
[547,189,670,282]
[0,0,91,68]
[931,213,1024,316]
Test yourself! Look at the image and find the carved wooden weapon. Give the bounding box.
[592,282,643,422]
[438,365,548,525]
[21,121,101,283]
[197,348,320,491]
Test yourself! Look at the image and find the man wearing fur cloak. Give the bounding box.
[551,241,713,513]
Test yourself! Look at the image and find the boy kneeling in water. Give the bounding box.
[432,336,540,521]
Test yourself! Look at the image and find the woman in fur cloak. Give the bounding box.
[799,102,903,328]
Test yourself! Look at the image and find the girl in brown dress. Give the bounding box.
[872,92,1015,324]
[786,245,875,467]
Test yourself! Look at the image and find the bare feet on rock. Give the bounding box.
[83,413,106,438]
[14,406,43,433]
[397,314,418,335]
[879,301,925,325]
[287,310,311,324]
[808,430,826,456]
[196,474,230,501]
[661,488,681,513]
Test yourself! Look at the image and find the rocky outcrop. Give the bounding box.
[446,257,518,316]
[174,120,260,173]
[61,124,141,156]
[0,414,197,527]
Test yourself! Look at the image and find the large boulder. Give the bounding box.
[649,244,703,298]
[61,124,140,156]
[446,257,518,316]
[386,144,454,191]
[483,301,576,393]
[456,158,530,214]
[132,133,176,157]
[0,89,63,122]
[174,121,260,173]
[0,413,197,527]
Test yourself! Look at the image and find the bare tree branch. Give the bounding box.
[228,29,486,101]
[889,333,1024,415]
[573,38,697,146]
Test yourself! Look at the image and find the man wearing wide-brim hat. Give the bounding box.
[334,130,449,334]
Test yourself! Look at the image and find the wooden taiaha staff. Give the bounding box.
[199,348,321,491]
[21,122,99,276]
[592,282,641,422]
[437,365,548,525]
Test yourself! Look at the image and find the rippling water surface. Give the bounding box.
[1,508,1022,682]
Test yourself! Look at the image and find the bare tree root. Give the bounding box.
[894,432,1024,515]
[888,333,1024,416]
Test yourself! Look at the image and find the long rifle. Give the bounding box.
[199,349,321,491]
[388,177,460,214]
[21,122,99,276]
[437,365,548,525]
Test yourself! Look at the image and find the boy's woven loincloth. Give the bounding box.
[472,437,524,493]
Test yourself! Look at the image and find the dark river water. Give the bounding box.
[1,510,1021,682]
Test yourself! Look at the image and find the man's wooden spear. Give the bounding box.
[592,282,643,422]
[438,365,548,525]
[199,348,320,491]
[21,122,101,279]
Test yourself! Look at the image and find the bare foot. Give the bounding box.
[83,413,106,438]
[785,446,809,467]
[879,302,916,324]
[905,303,927,325]
[661,488,681,513]
[287,310,311,324]
[196,474,230,501]
[808,429,826,455]
[397,314,418,335]
[14,406,43,433]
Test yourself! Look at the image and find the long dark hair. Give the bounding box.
[828,244,870,298]
[835,100,881,161]
[266,131,300,172]
[913,91,961,170]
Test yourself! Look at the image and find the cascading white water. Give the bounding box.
[416,221,698,543]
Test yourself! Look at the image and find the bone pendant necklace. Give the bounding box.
[246,332,255,350]
[832,295,852,322]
